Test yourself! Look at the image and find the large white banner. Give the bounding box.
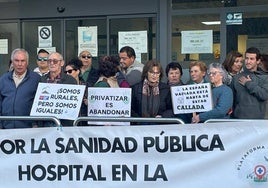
[30,83,86,120]
[1,121,268,187]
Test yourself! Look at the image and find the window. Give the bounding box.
[0,22,19,75]
[21,20,62,70]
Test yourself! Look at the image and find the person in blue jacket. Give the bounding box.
[0,48,41,129]
[191,63,233,123]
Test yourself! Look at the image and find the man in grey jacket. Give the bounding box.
[231,47,268,119]
[119,46,144,86]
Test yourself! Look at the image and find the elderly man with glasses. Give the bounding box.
[40,52,77,84]
[38,52,77,127]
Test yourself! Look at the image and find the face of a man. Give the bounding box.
[37,52,49,69]
[190,65,206,84]
[48,53,64,74]
[119,52,135,69]
[13,51,28,76]
[245,53,260,72]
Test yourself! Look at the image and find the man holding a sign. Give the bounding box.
[36,52,78,127]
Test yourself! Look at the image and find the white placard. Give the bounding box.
[171,83,213,114]
[30,83,85,120]
[78,26,98,57]
[0,39,8,54]
[88,87,131,125]
[118,30,147,62]
[181,30,213,54]
[38,26,52,48]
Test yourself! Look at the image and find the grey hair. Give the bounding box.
[208,63,228,84]
[11,48,29,63]
[48,52,64,60]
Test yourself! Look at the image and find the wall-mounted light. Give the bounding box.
[201,21,221,25]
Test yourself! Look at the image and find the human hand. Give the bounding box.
[239,75,251,86]
[192,115,200,123]
[83,98,88,105]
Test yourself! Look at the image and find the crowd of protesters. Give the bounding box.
[0,46,267,128]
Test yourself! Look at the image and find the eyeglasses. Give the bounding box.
[37,57,48,61]
[207,71,221,76]
[64,69,77,74]
[48,59,62,65]
[81,55,92,59]
[149,71,160,76]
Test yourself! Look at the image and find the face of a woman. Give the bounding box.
[190,65,206,84]
[168,68,181,84]
[231,56,243,74]
[65,65,80,80]
[79,51,92,68]
[147,66,160,83]
[208,67,223,86]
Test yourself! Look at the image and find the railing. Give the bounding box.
[73,117,185,126]
[0,116,62,127]
[204,119,268,123]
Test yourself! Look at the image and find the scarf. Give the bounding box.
[141,78,160,117]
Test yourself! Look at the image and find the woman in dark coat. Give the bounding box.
[131,59,172,119]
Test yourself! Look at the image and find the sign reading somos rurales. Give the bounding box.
[171,83,213,114]
[30,83,86,120]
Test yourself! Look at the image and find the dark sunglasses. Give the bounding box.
[64,69,77,74]
[81,55,92,59]
[37,57,48,61]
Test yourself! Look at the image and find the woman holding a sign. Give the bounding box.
[191,63,233,123]
[131,59,172,120]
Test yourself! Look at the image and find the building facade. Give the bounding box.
[0,0,267,81]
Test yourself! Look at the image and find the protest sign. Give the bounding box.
[171,83,212,114]
[30,83,85,120]
[87,87,131,125]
